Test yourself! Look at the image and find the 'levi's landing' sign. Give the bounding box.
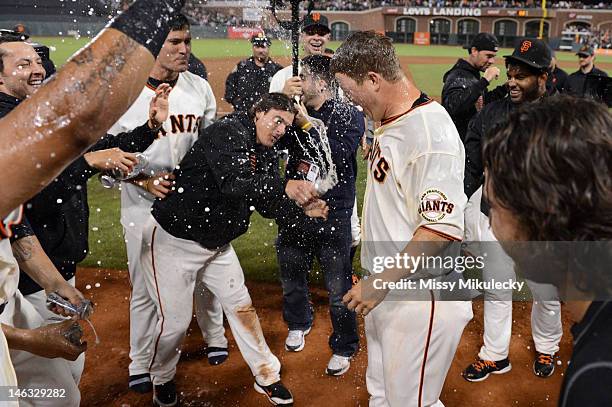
[403,7,482,16]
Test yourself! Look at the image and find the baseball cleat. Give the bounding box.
[326,354,351,376]
[153,380,178,407]
[254,380,294,405]
[462,358,511,382]
[533,352,555,378]
[284,327,311,352]
[206,346,229,366]
[128,373,152,394]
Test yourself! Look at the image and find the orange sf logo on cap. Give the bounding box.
[312,12,321,22]
[520,40,532,53]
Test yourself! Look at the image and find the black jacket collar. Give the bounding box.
[443,58,481,82]
[0,92,21,119]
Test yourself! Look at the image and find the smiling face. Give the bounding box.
[301,27,330,56]
[0,41,46,100]
[254,108,295,147]
[157,29,191,74]
[506,63,546,104]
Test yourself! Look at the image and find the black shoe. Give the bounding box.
[153,380,178,407]
[128,373,152,394]
[462,358,512,382]
[533,352,555,378]
[254,380,294,405]
[206,346,229,366]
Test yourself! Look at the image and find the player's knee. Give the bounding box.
[164,312,193,335]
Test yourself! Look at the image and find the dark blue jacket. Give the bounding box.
[278,99,363,227]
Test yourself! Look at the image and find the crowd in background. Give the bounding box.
[563,23,612,49]
[184,5,243,27]
[582,27,612,49]
[313,0,612,10]
[106,0,612,25]
[108,0,612,13]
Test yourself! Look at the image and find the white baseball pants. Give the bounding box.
[124,228,227,376]
[140,216,281,386]
[365,299,472,407]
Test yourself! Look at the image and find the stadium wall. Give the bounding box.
[205,5,612,46]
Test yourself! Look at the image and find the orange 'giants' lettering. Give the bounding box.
[373,157,389,183]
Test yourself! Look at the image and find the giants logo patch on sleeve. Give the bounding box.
[418,189,454,222]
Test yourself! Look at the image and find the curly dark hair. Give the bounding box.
[249,92,297,119]
[483,95,612,242]
[483,95,612,298]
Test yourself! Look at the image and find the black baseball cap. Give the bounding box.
[504,38,551,70]
[251,32,271,47]
[0,29,28,42]
[576,44,594,57]
[302,13,330,34]
[464,33,499,52]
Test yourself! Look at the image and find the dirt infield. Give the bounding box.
[78,267,573,406]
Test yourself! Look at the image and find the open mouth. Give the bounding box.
[309,40,324,50]
[509,89,521,98]
[28,79,43,88]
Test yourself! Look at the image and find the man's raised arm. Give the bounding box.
[0,0,184,217]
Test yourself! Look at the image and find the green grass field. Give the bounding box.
[36,36,609,283]
[36,36,612,65]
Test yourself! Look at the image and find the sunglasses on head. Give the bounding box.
[303,26,329,36]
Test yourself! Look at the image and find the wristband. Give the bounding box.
[109,0,185,58]
[301,122,313,131]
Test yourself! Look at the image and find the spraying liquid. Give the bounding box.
[83,317,101,345]
[47,292,101,344]
[294,114,338,195]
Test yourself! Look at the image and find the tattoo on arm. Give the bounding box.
[12,237,34,262]
[68,35,139,96]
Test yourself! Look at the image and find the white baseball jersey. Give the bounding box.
[361,95,472,407]
[269,64,297,94]
[361,96,466,272]
[108,71,216,234]
[0,207,22,304]
[0,209,23,393]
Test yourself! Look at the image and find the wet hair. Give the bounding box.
[302,54,333,85]
[249,92,297,119]
[169,14,190,31]
[330,30,403,84]
[483,95,612,242]
[483,96,612,296]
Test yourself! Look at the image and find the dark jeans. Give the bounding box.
[276,216,359,357]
